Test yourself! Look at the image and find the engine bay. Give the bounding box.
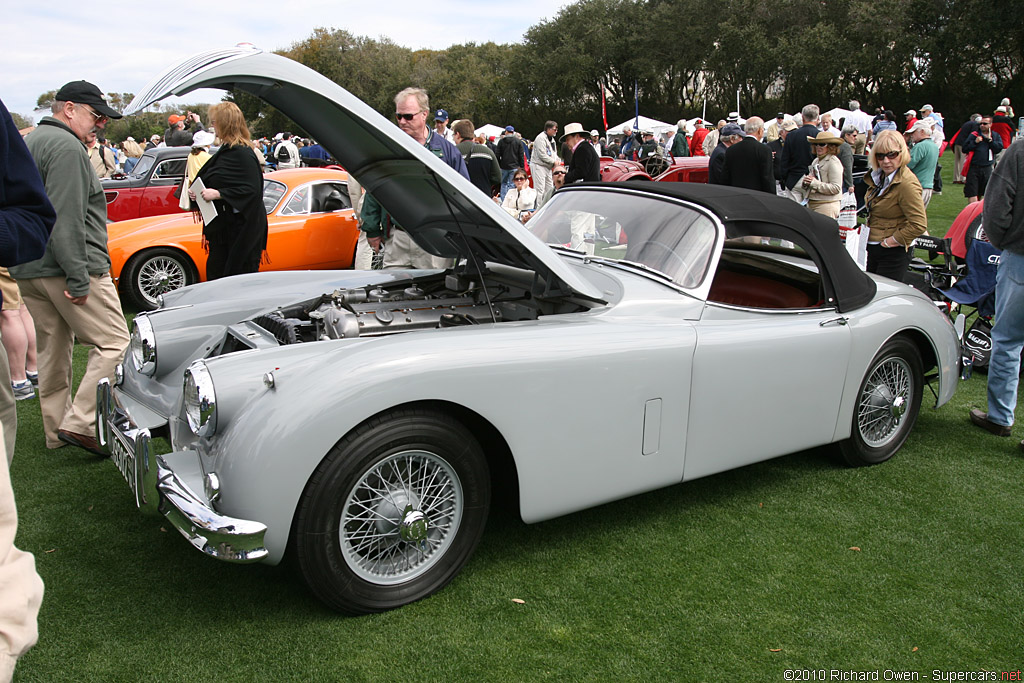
[225,270,585,350]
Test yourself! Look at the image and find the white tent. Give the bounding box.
[823,107,853,127]
[606,116,676,137]
[475,124,506,140]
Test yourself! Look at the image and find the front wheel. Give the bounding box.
[839,337,923,466]
[294,409,490,614]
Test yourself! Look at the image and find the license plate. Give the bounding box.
[109,430,138,498]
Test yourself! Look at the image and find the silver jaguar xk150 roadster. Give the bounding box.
[97,45,960,614]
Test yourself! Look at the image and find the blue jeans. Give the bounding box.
[500,169,516,200]
[987,249,1024,426]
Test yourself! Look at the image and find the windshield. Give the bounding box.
[528,189,718,288]
[263,179,288,214]
[131,154,155,178]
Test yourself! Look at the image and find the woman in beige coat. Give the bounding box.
[863,129,927,282]
[801,131,844,219]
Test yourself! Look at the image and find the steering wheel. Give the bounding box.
[642,154,672,178]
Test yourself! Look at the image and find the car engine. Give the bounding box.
[245,274,543,346]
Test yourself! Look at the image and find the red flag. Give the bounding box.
[601,83,608,132]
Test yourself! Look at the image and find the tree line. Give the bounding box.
[32,0,1023,143]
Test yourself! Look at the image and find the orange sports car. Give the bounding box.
[107,167,360,309]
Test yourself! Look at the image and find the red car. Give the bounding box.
[103,147,190,222]
[599,156,709,183]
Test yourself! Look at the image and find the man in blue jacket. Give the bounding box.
[361,87,470,269]
[963,115,1004,203]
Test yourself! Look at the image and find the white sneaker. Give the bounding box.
[12,381,34,401]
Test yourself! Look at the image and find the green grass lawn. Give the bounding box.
[10,162,1024,681]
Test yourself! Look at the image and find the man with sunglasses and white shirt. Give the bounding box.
[12,81,129,456]
[361,87,469,269]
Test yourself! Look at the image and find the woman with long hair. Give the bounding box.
[121,137,145,173]
[863,129,926,282]
[190,102,268,279]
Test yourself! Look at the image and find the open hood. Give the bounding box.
[124,45,602,301]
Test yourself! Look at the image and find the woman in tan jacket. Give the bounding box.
[863,129,927,282]
[801,131,844,219]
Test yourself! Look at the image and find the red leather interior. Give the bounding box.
[708,270,816,309]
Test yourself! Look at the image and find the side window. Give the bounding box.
[310,182,351,213]
[153,159,185,180]
[280,187,310,215]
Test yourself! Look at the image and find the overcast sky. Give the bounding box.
[4,2,569,123]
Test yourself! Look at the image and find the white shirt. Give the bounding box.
[845,109,874,135]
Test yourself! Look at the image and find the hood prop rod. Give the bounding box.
[430,171,497,324]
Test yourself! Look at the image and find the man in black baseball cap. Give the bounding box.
[53,81,122,121]
[11,80,129,455]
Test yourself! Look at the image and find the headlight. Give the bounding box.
[183,361,216,436]
[130,315,157,376]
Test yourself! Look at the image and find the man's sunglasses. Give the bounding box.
[394,112,420,121]
[874,151,901,160]
[80,104,108,123]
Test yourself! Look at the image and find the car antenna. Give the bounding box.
[429,171,497,324]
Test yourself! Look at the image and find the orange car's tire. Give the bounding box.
[123,248,197,311]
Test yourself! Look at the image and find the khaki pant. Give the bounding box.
[18,274,129,449]
[0,342,14,462]
[532,166,554,208]
[0,422,43,679]
[383,230,453,270]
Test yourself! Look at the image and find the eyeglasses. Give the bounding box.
[552,171,566,176]
[79,104,107,124]
[394,112,420,121]
[513,177,527,182]
[875,150,901,160]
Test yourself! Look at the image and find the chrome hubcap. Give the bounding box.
[340,450,463,585]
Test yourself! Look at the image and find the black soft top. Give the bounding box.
[589,181,878,312]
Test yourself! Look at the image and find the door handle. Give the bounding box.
[820,317,849,327]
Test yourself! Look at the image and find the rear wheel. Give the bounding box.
[840,338,923,466]
[295,409,490,614]
[123,248,196,310]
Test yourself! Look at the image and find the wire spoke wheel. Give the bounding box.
[840,337,923,466]
[295,409,490,614]
[857,356,912,447]
[340,449,463,585]
[125,248,195,310]
[138,255,187,300]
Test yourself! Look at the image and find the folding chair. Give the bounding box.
[905,235,959,307]
[936,239,1000,378]
[937,239,999,320]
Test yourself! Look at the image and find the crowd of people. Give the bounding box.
[2,70,1024,678]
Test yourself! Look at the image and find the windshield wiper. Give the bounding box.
[583,255,675,282]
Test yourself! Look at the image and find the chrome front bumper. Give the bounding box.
[96,378,268,562]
